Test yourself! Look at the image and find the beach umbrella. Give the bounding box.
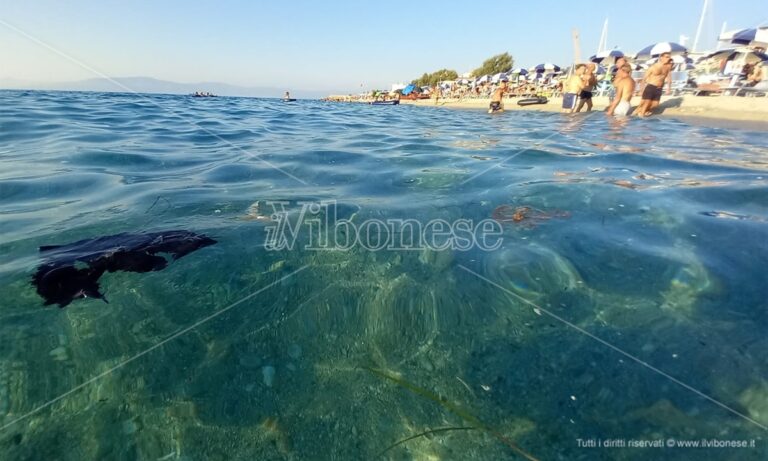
[590,49,625,65]
[508,67,528,76]
[533,63,561,73]
[731,27,768,48]
[491,72,509,83]
[647,55,692,65]
[647,54,695,71]
[700,48,768,64]
[635,42,688,59]
[476,74,491,84]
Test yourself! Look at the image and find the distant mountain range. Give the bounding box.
[0,76,330,99]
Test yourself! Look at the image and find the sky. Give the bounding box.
[1,0,766,93]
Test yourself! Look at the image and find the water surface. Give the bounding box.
[1,90,767,460]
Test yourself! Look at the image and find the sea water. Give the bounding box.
[0,90,766,460]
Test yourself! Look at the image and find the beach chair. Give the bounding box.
[670,71,690,96]
[723,81,768,97]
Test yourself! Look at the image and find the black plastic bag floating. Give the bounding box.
[32,230,217,308]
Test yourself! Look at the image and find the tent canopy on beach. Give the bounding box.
[401,84,422,95]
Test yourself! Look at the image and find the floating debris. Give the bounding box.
[491,205,570,229]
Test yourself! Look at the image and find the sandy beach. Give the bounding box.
[396,95,768,129]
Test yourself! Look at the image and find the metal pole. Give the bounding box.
[692,0,709,52]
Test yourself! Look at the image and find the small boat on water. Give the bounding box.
[370,100,400,106]
[283,98,297,102]
[191,92,216,98]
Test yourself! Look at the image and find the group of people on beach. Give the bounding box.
[560,52,674,117]
[485,52,679,118]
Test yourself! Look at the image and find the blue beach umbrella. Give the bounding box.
[731,27,768,48]
[590,49,625,65]
[509,67,528,76]
[491,72,509,83]
[635,42,688,59]
[534,63,561,73]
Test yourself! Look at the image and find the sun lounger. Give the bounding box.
[722,81,768,97]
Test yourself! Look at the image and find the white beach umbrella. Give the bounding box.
[533,63,561,73]
[635,42,688,59]
[647,54,695,71]
[590,49,625,65]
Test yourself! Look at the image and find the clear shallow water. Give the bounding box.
[0,89,767,460]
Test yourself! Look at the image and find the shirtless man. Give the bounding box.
[576,63,598,112]
[606,64,635,117]
[636,52,673,117]
[611,56,628,82]
[488,81,508,113]
[562,64,585,113]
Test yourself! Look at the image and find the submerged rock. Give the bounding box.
[262,366,276,387]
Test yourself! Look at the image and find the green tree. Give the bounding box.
[472,53,514,77]
[412,69,459,87]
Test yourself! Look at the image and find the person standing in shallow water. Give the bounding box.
[488,81,508,113]
[606,63,635,117]
[576,63,597,112]
[636,52,673,117]
[562,64,585,113]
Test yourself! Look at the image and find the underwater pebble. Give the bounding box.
[239,356,262,369]
[287,344,302,359]
[262,365,276,387]
[122,419,138,435]
[49,347,68,361]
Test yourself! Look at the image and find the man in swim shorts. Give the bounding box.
[488,81,508,113]
[562,64,585,113]
[576,63,597,112]
[606,64,635,117]
[636,52,673,117]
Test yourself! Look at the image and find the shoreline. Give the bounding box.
[395,95,768,130]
